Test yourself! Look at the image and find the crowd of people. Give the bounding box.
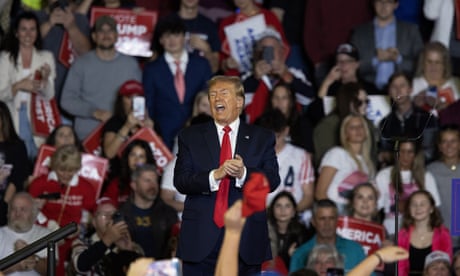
[1,0,460,275]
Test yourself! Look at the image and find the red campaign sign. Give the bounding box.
[337,216,385,256]
[90,7,158,57]
[31,95,61,137]
[82,122,105,156]
[117,127,173,171]
[58,32,75,68]
[33,145,108,200]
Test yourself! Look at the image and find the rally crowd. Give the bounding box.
[1,0,460,275]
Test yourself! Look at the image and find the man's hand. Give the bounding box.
[377,48,392,62]
[254,60,272,79]
[101,221,130,247]
[189,34,211,54]
[214,154,245,180]
[93,109,112,122]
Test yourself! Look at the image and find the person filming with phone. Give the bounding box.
[241,28,315,124]
[70,197,144,275]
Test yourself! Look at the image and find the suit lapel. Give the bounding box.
[235,122,251,157]
[203,122,220,166]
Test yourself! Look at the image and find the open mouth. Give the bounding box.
[215,104,225,112]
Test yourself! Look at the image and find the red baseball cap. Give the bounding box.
[119,80,144,96]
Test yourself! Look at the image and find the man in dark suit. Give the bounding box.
[350,0,423,92]
[174,75,280,275]
[143,18,212,150]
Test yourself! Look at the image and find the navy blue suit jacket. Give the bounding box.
[173,121,280,264]
[142,53,212,149]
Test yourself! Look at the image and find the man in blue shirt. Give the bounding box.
[290,199,366,273]
[350,0,423,92]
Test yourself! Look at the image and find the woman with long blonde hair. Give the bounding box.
[316,114,375,214]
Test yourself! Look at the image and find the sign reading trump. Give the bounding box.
[90,7,158,57]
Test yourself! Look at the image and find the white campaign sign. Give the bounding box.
[224,14,266,72]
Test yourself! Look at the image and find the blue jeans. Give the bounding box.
[18,102,37,160]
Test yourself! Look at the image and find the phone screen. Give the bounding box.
[132,96,145,120]
[263,46,274,64]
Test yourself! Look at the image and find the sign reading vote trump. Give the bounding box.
[337,216,385,256]
[224,14,267,72]
[90,8,158,57]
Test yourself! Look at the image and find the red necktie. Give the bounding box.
[213,125,232,228]
[174,60,185,103]
[456,0,460,40]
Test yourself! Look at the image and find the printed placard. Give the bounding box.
[224,14,266,72]
[337,216,385,256]
[31,95,61,137]
[90,7,158,57]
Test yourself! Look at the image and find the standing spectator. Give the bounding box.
[303,0,372,86]
[174,75,280,275]
[398,190,452,275]
[379,72,439,165]
[71,197,143,275]
[267,191,310,270]
[412,42,460,113]
[143,18,212,150]
[290,199,366,273]
[60,15,141,140]
[427,125,460,249]
[36,0,91,122]
[424,0,460,75]
[315,114,375,214]
[218,0,288,76]
[160,0,221,73]
[350,0,423,91]
[0,192,51,275]
[241,28,315,124]
[0,11,56,159]
[119,164,178,259]
[376,140,441,237]
[0,101,29,226]
[28,145,97,275]
[313,82,377,166]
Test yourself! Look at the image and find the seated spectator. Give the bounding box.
[45,124,83,150]
[398,191,452,275]
[423,250,451,276]
[347,182,379,222]
[242,28,315,124]
[70,197,143,275]
[143,17,212,150]
[28,144,97,275]
[119,164,178,258]
[318,43,379,98]
[0,192,51,275]
[376,140,440,237]
[313,82,377,166]
[427,125,460,249]
[316,114,375,214]
[0,11,56,160]
[290,199,366,273]
[453,250,460,276]
[350,0,423,91]
[267,83,315,152]
[267,191,310,270]
[0,101,29,226]
[379,72,439,165]
[102,139,155,207]
[218,0,288,76]
[412,42,460,113]
[305,244,344,276]
[102,80,153,160]
[256,109,315,221]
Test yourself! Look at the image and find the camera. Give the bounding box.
[111,212,124,223]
